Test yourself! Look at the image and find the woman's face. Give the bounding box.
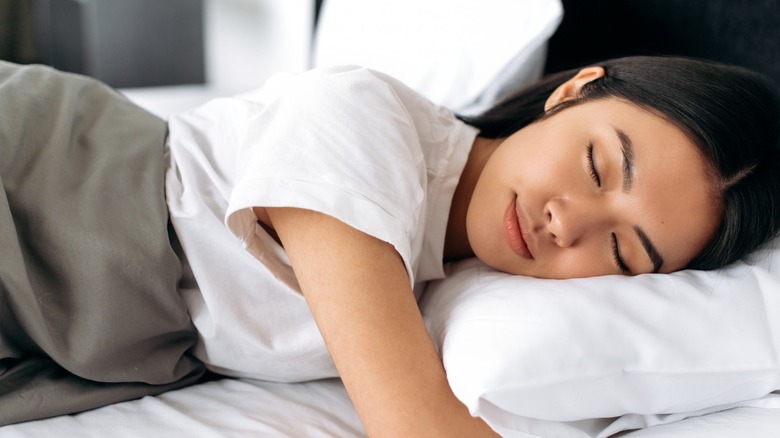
[466,97,721,278]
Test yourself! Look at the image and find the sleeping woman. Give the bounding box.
[1,55,779,436]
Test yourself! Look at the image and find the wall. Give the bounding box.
[123,0,314,118]
[204,0,313,95]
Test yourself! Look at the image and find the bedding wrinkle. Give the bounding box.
[0,61,205,426]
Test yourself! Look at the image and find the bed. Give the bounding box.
[3,0,780,436]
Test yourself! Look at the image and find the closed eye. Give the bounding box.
[586,142,601,186]
[611,233,631,274]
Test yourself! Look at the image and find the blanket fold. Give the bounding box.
[0,61,204,425]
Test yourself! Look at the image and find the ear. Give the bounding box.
[544,66,606,111]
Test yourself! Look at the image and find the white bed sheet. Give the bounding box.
[620,406,780,438]
[3,378,779,437]
[0,379,363,438]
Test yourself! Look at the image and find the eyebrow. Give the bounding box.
[634,226,664,273]
[613,126,664,273]
[614,127,635,192]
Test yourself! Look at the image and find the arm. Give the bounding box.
[264,207,498,437]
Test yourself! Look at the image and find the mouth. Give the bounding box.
[504,197,533,259]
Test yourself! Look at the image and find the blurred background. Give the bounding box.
[2,0,778,119]
[0,0,318,117]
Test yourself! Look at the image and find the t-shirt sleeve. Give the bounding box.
[225,66,428,285]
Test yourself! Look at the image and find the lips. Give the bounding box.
[504,197,533,259]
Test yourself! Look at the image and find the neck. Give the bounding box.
[444,135,501,262]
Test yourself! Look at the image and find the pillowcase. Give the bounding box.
[313,0,563,115]
[421,237,780,433]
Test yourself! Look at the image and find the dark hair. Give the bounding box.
[460,56,780,271]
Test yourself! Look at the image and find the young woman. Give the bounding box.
[162,55,780,436]
[0,55,778,434]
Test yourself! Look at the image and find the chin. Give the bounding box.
[475,253,530,277]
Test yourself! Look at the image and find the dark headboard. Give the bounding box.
[544,0,780,86]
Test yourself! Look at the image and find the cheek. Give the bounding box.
[543,247,613,278]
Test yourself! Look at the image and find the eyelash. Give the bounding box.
[611,233,630,274]
[586,143,601,186]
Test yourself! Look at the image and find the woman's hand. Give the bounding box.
[265,207,498,437]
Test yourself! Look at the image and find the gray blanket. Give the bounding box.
[0,61,204,425]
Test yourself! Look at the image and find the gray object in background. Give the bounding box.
[36,0,205,88]
[0,0,37,64]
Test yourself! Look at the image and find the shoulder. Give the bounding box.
[266,66,432,119]
[295,65,416,96]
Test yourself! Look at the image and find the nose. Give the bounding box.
[544,196,605,247]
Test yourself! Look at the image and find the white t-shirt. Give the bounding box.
[165,66,478,381]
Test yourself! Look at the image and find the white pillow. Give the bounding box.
[421,237,780,433]
[313,0,563,115]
